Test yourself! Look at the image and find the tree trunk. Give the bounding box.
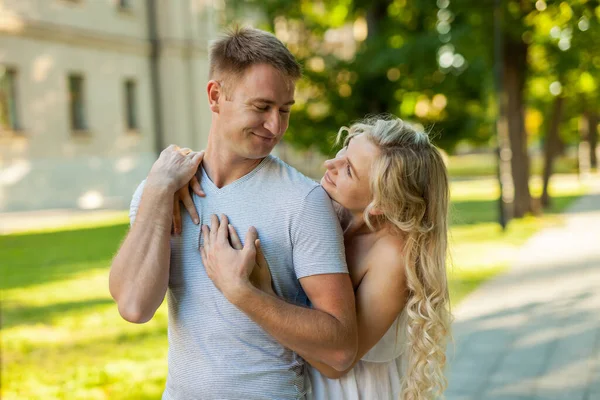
[579,111,596,176]
[502,35,532,218]
[366,0,392,40]
[590,112,598,170]
[541,96,565,208]
[366,0,393,114]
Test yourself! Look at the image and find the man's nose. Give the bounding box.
[264,110,282,136]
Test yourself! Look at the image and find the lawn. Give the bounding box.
[1,174,588,399]
[447,174,587,304]
[446,152,579,177]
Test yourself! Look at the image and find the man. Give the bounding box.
[109,27,357,399]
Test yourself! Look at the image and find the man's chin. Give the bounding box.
[240,145,275,160]
[250,149,274,159]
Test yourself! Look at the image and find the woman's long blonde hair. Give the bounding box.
[339,115,452,399]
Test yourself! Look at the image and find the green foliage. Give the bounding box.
[226,0,495,154]
[225,0,599,155]
[524,0,600,143]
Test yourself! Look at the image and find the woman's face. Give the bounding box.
[320,133,380,214]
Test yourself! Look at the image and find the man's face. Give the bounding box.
[216,64,296,159]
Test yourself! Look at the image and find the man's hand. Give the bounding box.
[146,145,205,194]
[200,214,258,302]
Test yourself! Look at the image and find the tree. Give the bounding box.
[227,0,493,155]
[526,0,600,206]
[225,0,600,217]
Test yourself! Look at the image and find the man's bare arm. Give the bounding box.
[109,182,174,323]
[230,274,357,371]
[295,239,408,379]
[109,146,204,323]
[200,214,358,371]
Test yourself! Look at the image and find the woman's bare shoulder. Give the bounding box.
[365,233,406,276]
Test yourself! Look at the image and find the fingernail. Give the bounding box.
[194,218,199,224]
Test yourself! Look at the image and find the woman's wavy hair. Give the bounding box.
[338,115,452,399]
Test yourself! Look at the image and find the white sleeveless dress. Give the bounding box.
[307,310,409,400]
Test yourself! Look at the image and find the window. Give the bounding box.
[0,67,20,131]
[118,0,131,9]
[68,74,87,131]
[124,79,138,131]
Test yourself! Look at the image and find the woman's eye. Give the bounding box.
[346,163,352,177]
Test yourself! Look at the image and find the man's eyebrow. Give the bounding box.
[248,98,296,106]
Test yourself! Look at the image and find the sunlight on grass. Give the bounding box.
[5,211,130,237]
[450,174,587,202]
[447,174,588,313]
[0,174,589,399]
[447,153,578,178]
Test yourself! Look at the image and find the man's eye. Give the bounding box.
[280,109,291,114]
[255,105,269,111]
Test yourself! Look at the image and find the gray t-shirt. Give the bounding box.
[129,155,347,400]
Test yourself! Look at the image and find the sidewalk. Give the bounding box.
[0,209,128,235]
[446,178,600,400]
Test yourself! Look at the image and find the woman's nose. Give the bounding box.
[324,158,339,173]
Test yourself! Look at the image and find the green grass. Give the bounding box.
[447,174,588,303]
[0,174,589,399]
[447,152,580,177]
[1,224,169,400]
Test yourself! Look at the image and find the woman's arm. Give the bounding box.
[201,215,358,371]
[253,236,408,379]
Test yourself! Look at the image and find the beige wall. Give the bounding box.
[0,0,216,212]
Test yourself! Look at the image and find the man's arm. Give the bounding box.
[109,181,174,323]
[200,213,358,371]
[230,273,357,371]
[109,146,204,323]
[296,239,408,379]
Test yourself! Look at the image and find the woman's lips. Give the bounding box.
[324,171,336,186]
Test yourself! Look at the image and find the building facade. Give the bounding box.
[0,0,218,212]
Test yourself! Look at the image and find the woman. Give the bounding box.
[176,115,452,399]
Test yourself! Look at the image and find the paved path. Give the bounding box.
[446,177,600,400]
[0,209,128,235]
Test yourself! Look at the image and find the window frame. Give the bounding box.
[124,78,139,132]
[0,66,22,134]
[68,73,88,134]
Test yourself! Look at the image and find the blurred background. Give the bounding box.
[1,0,599,399]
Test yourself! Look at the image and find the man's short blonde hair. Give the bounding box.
[209,27,301,94]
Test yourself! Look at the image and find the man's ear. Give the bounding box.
[207,80,221,113]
